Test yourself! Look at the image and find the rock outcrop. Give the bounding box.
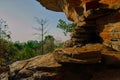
[38,0,120,50]
[6,0,120,80]
[9,44,120,80]
[9,54,62,80]
[0,65,9,80]
[54,44,102,64]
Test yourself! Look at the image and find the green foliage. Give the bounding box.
[13,40,41,60]
[0,34,63,65]
[43,35,55,53]
[0,18,64,65]
[0,19,64,65]
[57,19,76,36]
[14,46,37,60]
[0,19,12,65]
[0,39,18,65]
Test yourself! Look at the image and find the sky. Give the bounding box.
[0,0,70,42]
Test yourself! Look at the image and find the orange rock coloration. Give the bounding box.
[7,0,120,80]
[100,0,120,7]
[38,0,120,51]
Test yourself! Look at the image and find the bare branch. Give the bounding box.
[33,17,48,55]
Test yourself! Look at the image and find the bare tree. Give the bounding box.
[33,17,48,55]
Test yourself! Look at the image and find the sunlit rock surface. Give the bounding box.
[37,0,120,50]
[9,54,61,80]
[9,44,120,80]
[7,0,120,80]
[54,44,102,64]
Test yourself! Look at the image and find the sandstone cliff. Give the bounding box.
[38,0,120,51]
[4,0,120,80]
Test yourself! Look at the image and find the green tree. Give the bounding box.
[44,35,55,53]
[14,41,24,50]
[57,19,76,36]
[26,40,40,49]
[0,39,19,64]
[0,19,11,64]
[13,40,40,60]
[14,46,37,60]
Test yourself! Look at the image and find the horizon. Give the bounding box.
[0,0,71,42]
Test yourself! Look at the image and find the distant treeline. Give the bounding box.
[0,35,63,65]
[0,18,76,65]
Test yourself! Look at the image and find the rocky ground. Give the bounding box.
[4,44,120,80]
[0,65,9,80]
[1,0,120,80]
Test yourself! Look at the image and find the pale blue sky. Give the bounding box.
[0,0,70,42]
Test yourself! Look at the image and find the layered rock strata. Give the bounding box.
[9,44,120,80]
[9,54,62,80]
[6,0,120,80]
[63,25,103,47]
[38,0,120,51]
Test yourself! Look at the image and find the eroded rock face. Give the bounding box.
[100,22,120,51]
[54,44,102,64]
[8,0,120,80]
[9,44,120,80]
[63,0,120,49]
[37,0,63,12]
[37,0,120,51]
[37,0,120,23]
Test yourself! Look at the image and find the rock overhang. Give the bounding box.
[37,0,120,24]
[37,0,120,51]
[37,0,63,12]
[37,0,120,12]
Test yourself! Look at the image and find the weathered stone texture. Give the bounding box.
[9,44,120,80]
[9,54,62,80]
[100,22,120,51]
[6,0,120,80]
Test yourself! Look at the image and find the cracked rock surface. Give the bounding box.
[3,0,120,80]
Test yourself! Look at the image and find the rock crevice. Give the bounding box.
[3,0,120,80]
